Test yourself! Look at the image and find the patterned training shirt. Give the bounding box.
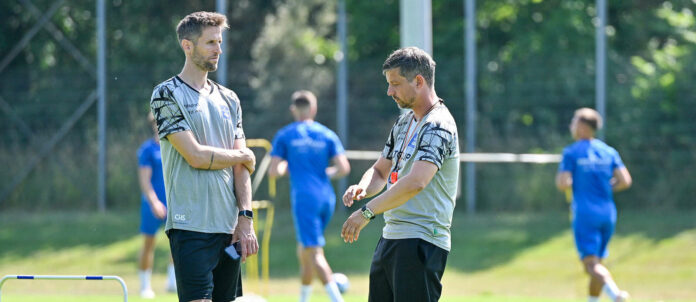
[150,76,245,234]
[380,101,459,251]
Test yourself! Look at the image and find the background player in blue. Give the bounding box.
[137,112,176,298]
[268,90,350,302]
[556,108,633,302]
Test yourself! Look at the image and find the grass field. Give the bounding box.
[0,208,694,302]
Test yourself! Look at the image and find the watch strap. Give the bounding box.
[238,210,254,219]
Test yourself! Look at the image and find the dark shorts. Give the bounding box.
[167,229,242,302]
[368,237,448,302]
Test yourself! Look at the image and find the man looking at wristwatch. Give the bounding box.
[342,47,459,302]
[150,11,258,302]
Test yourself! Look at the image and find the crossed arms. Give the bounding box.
[167,130,259,262]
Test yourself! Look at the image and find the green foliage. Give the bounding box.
[2,0,696,210]
[250,0,340,134]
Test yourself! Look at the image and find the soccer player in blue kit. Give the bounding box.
[556,108,633,302]
[137,112,176,298]
[268,90,351,302]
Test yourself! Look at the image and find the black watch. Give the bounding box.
[238,210,254,220]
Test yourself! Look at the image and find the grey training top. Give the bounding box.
[380,101,459,251]
[150,76,245,234]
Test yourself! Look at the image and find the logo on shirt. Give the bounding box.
[183,103,202,114]
[219,104,231,120]
[407,134,417,148]
[173,213,187,222]
[290,137,326,149]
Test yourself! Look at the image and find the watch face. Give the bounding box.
[361,207,374,219]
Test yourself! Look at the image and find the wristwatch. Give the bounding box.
[238,210,254,220]
[360,205,375,220]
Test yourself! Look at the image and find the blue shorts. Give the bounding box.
[292,198,335,247]
[140,199,166,236]
[572,213,615,260]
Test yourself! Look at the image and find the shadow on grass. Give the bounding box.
[1,207,693,279]
[0,211,140,261]
[269,206,696,277]
[266,207,573,276]
[615,208,696,240]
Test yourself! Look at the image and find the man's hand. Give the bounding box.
[149,200,167,219]
[341,210,370,243]
[343,185,367,207]
[238,148,256,174]
[232,217,259,263]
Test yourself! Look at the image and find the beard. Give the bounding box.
[192,50,218,72]
[393,96,414,109]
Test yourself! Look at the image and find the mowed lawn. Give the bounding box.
[0,208,694,302]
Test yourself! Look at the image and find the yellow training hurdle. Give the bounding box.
[245,138,276,297]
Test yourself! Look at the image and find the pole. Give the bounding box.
[97,0,106,212]
[595,0,606,139]
[399,0,432,54]
[216,0,228,86]
[464,0,477,214]
[337,0,349,197]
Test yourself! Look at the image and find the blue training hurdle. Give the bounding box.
[0,275,128,302]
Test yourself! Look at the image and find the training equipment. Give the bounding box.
[0,275,128,302]
[332,273,350,293]
[245,138,277,298]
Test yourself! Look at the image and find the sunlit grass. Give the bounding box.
[0,209,694,302]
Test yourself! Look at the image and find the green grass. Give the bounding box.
[0,209,694,302]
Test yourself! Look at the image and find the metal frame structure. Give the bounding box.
[1,0,608,214]
[345,150,560,164]
[460,0,607,212]
[244,138,276,297]
[0,275,128,302]
[0,0,108,211]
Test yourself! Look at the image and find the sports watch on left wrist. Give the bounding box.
[360,205,375,220]
[238,210,253,220]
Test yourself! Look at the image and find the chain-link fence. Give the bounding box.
[2,0,695,211]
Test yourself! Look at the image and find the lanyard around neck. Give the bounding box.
[393,101,441,171]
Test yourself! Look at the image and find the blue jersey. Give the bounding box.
[271,121,345,206]
[559,139,624,219]
[137,139,166,205]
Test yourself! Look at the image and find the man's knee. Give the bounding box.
[582,256,601,275]
[302,246,323,256]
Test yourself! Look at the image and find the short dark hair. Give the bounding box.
[382,47,436,87]
[291,90,316,110]
[176,11,229,43]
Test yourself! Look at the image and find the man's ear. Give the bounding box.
[181,39,193,53]
[415,74,425,89]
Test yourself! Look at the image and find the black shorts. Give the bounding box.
[368,237,448,302]
[167,229,243,302]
